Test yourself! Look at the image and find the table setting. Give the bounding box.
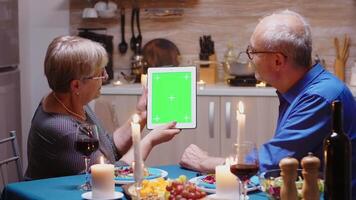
[1,104,325,200]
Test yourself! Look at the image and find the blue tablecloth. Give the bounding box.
[1,165,268,200]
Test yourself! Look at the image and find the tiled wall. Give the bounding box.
[70,0,356,83]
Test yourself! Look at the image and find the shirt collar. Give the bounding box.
[279,63,324,104]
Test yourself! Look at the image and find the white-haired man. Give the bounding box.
[180,10,356,198]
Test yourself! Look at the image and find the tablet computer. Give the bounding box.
[147,66,197,129]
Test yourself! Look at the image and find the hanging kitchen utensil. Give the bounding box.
[334,34,351,81]
[118,7,128,54]
[130,8,137,51]
[135,7,142,52]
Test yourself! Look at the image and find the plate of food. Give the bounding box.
[123,176,208,200]
[114,166,168,184]
[189,174,260,194]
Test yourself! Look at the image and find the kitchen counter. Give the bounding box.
[100,83,278,96]
[101,83,356,98]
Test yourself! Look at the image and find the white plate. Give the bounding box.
[189,175,260,194]
[81,191,123,200]
[189,176,216,193]
[114,168,168,184]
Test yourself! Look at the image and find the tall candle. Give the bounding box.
[91,157,115,199]
[215,158,239,199]
[141,74,147,88]
[131,114,143,182]
[236,101,246,163]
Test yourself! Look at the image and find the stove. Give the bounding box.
[227,75,258,87]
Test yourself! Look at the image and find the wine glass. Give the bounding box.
[75,123,99,191]
[230,141,259,200]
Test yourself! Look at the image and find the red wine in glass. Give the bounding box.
[230,163,259,182]
[75,139,99,157]
[233,141,259,199]
[75,123,100,191]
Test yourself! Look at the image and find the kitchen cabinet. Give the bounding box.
[94,95,138,134]
[94,92,279,166]
[219,96,279,157]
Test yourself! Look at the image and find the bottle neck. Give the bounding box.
[332,101,343,133]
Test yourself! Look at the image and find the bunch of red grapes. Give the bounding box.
[166,181,207,200]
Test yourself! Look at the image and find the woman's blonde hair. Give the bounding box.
[44,35,108,92]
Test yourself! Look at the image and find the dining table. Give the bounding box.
[1,165,269,200]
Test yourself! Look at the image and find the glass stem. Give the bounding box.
[84,157,90,185]
[239,180,247,200]
[243,181,247,199]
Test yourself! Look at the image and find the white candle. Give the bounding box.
[236,101,246,163]
[141,74,147,88]
[215,158,239,199]
[91,157,115,199]
[113,80,122,86]
[256,81,266,87]
[131,114,143,182]
[197,80,206,90]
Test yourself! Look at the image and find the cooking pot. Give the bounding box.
[223,52,254,76]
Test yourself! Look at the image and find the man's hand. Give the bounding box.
[179,144,224,173]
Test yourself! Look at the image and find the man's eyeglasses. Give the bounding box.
[246,45,287,60]
[84,69,108,81]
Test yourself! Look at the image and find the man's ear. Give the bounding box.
[70,79,81,94]
[274,53,286,72]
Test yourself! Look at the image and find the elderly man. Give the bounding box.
[180,10,356,196]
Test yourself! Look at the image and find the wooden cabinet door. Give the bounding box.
[145,96,221,166]
[219,96,279,157]
[94,95,138,133]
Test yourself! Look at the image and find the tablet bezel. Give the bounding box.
[147,66,197,129]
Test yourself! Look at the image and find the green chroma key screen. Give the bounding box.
[148,66,196,129]
[152,72,191,123]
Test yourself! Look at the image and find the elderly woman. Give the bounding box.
[25,36,180,180]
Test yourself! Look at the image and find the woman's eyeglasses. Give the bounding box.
[246,45,287,60]
[84,69,108,81]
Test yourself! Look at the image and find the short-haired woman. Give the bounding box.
[25,36,180,179]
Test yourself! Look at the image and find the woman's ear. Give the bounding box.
[70,79,81,95]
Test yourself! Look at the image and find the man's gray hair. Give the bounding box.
[260,10,312,68]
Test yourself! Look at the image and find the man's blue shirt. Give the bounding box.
[258,63,356,194]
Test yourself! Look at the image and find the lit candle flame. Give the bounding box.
[132,114,140,123]
[198,80,205,84]
[113,80,122,86]
[238,101,245,114]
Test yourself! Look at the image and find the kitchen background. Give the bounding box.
[70,0,356,82]
[19,0,356,168]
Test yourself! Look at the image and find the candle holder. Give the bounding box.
[132,161,144,200]
[134,180,143,200]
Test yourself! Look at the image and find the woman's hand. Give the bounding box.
[136,88,147,127]
[145,121,181,147]
[179,144,224,173]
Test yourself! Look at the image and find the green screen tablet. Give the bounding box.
[147,66,197,129]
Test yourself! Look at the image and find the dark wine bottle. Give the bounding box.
[323,100,351,200]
